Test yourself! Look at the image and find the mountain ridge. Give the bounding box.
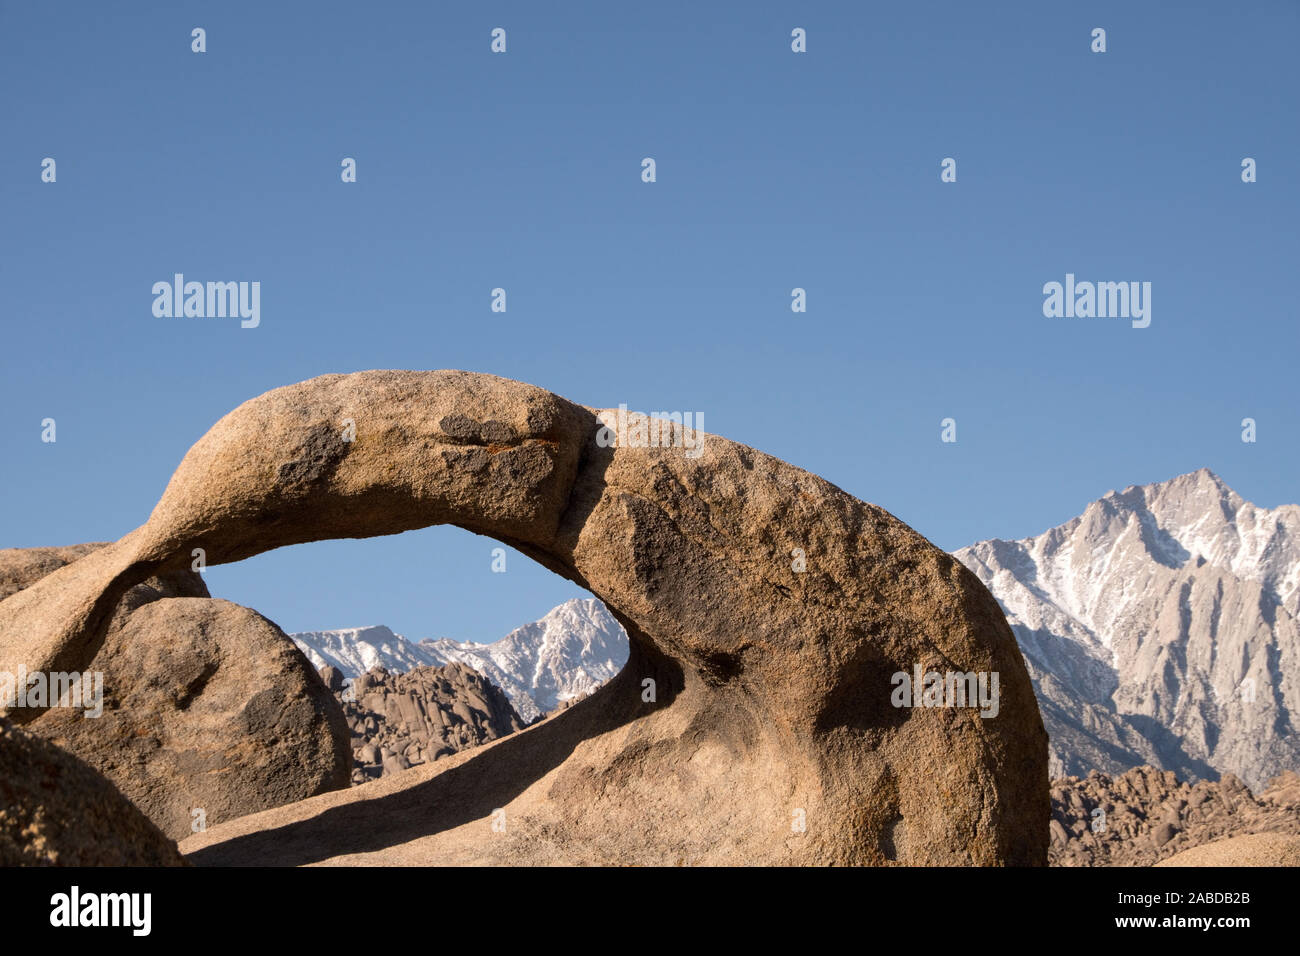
[955,468,1300,789]
[293,597,628,722]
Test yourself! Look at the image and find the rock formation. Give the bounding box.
[0,718,185,866]
[1,544,351,841]
[1,370,1047,865]
[335,661,525,782]
[1049,766,1300,866]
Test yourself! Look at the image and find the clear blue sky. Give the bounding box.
[2,2,1296,641]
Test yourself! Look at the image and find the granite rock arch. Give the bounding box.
[0,370,1047,864]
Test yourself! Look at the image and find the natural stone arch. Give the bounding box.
[0,369,1047,865]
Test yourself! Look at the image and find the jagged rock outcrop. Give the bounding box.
[2,370,1047,865]
[0,718,185,866]
[1049,766,1300,866]
[956,469,1300,790]
[335,661,525,782]
[1,544,351,840]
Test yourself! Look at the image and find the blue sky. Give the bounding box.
[2,2,1296,641]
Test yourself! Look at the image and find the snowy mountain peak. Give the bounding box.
[419,598,627,721]
[955,471,1300,789]
[290,624,440,676]
[292,597,629,723]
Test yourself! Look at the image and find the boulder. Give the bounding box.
[2,370,1047,865]
[2,543,351,841]
[0,718,184,866]
[29,598,351,840]
[319,664,345,693]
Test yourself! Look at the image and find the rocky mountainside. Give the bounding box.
[320,662,525,783]
[295,598,628,722]
[1050,766,1300,866]
[956,469,1300,790]
[416,599,626,721]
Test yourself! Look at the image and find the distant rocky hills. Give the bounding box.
[319,661,525,783]
[1050,767,1300,866]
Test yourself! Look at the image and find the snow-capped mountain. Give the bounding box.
[291,624,443,676]
[417,598,627,722]
[955,469,1300,789]
[292,598,629,722]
